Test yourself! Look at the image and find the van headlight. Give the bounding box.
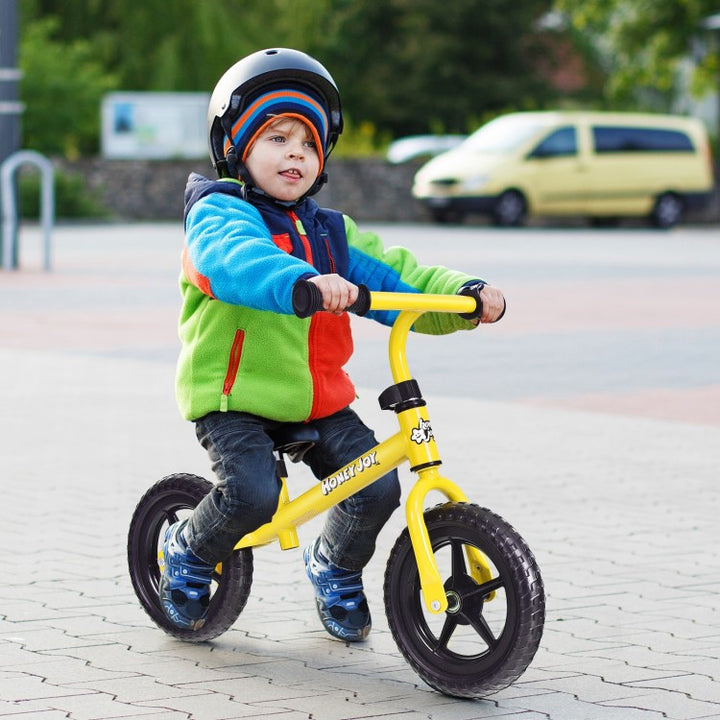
[460,174,490,192]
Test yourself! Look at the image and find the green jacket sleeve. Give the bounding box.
[345,215,483,335]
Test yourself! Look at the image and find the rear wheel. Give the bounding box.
[384,502,544,698]
[650,192,684,228]
[127,473,253,642]
[492,190,527,227]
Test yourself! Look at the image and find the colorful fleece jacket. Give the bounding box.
[177,173,481,422]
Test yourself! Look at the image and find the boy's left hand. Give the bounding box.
[478,285,505,323]
[459,282,506,324]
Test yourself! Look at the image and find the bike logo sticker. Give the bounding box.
[411,419,434,444]
[322,451,379,495]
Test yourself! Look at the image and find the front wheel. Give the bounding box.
[384,502,544,698]
[127,473,253,642]
[492,190,527,227]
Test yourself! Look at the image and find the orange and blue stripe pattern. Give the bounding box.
[223,87,330,170]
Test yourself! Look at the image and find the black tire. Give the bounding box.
[127,473,253,642]
[650,192,684,229]
[384,502,544,698]
[492,190,527,227]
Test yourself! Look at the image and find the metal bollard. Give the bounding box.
[1,150,54,271]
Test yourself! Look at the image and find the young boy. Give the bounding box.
[160,48,505,641]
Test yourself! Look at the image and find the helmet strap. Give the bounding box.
[224,145,258,194]
[312,171,328,194]
[225,145,239,180]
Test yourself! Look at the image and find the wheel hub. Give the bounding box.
[445,590,461,614]
[444,573,484,623]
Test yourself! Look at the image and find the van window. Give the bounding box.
[463,115,546,154]
[528,126,577,158]
[592,126,694,153]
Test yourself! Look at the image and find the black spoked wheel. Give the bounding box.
[384,502,544,698]
[127,473,253,642]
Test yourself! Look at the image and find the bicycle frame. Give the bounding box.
[233,291,494,614]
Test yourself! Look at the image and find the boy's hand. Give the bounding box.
[459,282,506,324]
[308,274,359,315]
[478,285,505,323]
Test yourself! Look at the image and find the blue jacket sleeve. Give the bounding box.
[184,192,318,313]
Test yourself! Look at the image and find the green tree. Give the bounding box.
[20,0,331,92]
[19,16,118,157]
[318,0,555,137]
[553,0,720,110]
[19,0,559,153]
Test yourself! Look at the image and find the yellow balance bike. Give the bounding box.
[127,284,545,698]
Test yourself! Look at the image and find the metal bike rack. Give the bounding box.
[1,150,55,271]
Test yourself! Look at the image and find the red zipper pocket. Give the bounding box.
[221,329,245,410]
[323,235,336,273]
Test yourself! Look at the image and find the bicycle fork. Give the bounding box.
[382,306,494,614]
[397,401,495,614]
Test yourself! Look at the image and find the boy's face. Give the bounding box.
[244,117,321,202]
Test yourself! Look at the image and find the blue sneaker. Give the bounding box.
[304,538,371,641]
[158,520,214,630]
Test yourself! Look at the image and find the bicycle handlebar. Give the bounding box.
[292,280,483,319]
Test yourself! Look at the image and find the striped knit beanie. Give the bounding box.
[223,83,331,172]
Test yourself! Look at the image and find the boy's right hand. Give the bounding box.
[308,274,359,315]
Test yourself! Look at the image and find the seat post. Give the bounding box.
[275,450,288,480]
[274,450,300,550]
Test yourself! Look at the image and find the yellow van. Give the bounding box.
[412,111,714,227]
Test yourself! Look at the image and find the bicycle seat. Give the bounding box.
[268,423,320,463]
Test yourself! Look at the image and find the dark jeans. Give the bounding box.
[184,407,401,570]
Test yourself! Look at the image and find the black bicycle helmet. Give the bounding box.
[208,48,343,195]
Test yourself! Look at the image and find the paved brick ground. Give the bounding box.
[1,224,719,719]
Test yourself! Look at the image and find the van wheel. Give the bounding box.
[650,193,684,229]
[492,191,526,227]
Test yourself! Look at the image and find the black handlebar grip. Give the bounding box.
[292,280,324,318]
[346,284,371,316]
[458,282,484,320]
[292,280,371,318]
[458,282,507,323]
